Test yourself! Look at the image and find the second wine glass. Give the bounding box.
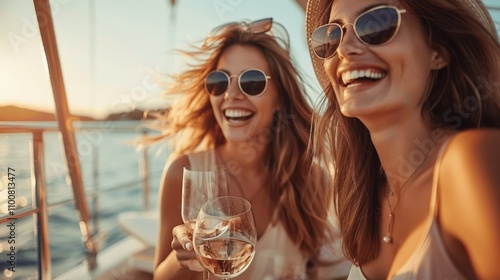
[193,196,257,280]
[181,166,229,232]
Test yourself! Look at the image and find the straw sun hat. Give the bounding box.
[305,0,498,91]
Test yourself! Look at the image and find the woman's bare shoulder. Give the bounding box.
[165,154,190,178]
[159,154,190,196]
[438,131,500,278]
[440,128,500,184]
[438,128,500,223]
[446,128,500,151]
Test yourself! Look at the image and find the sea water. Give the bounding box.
[0,121,167,279]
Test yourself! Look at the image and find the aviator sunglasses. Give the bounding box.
[310,5,407,59]
[205,69,271,97]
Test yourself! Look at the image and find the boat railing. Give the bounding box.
[0,121,157,279]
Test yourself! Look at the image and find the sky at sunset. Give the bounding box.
[1,0,499,119]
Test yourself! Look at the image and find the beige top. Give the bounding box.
[188,149,351,279]
[348,137,467,280]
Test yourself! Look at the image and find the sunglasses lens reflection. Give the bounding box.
[240,70,267,96]
[206,71,229,96]
[311,24,342,59]
[356,7,399,45]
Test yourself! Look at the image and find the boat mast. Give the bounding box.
[33,0,97,272]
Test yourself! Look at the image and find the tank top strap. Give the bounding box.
[429,135,455,218]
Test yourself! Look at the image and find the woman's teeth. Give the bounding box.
[224,109,253,120]
[341,69,386,86]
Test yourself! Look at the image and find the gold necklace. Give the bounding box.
[383,151,431,244]
[215,149,264,203]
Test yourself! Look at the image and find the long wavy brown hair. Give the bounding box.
[151,22,333,256]
[310,0,500,264]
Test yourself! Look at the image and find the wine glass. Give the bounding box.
[182,166,229,280]
[182,165,229,233]
[193,196,257,280]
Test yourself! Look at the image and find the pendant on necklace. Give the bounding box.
[383,234,393,244]
[383,212,394,244]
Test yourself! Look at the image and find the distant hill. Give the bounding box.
[0,105,168,122]
[0,105,95,121]
[105,108,169,121]
[105,109,148,121]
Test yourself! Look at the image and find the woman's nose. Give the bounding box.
[336,24,366,59]
[224,77,244,101]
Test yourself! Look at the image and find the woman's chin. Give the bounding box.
[223,132,251,143]
[340,101,393,119]
[340,104,370,118]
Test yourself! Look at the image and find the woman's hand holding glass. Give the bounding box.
[171,224,205,271]
[193,196,257,280]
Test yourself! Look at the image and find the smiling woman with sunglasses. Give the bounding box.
[151,18,350,280]
[306,0,500,279]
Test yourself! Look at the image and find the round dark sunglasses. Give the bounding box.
[310,5,407,59]
[205,69,271,97]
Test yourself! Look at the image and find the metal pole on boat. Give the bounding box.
[31,131,51,279]
[33,0,97,271]
[88,0,101,234]
[140,130,150,211]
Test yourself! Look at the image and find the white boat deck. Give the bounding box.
[56,236,154,280]
[57,210,159,279]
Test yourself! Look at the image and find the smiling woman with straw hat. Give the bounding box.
[306,0,500,279]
